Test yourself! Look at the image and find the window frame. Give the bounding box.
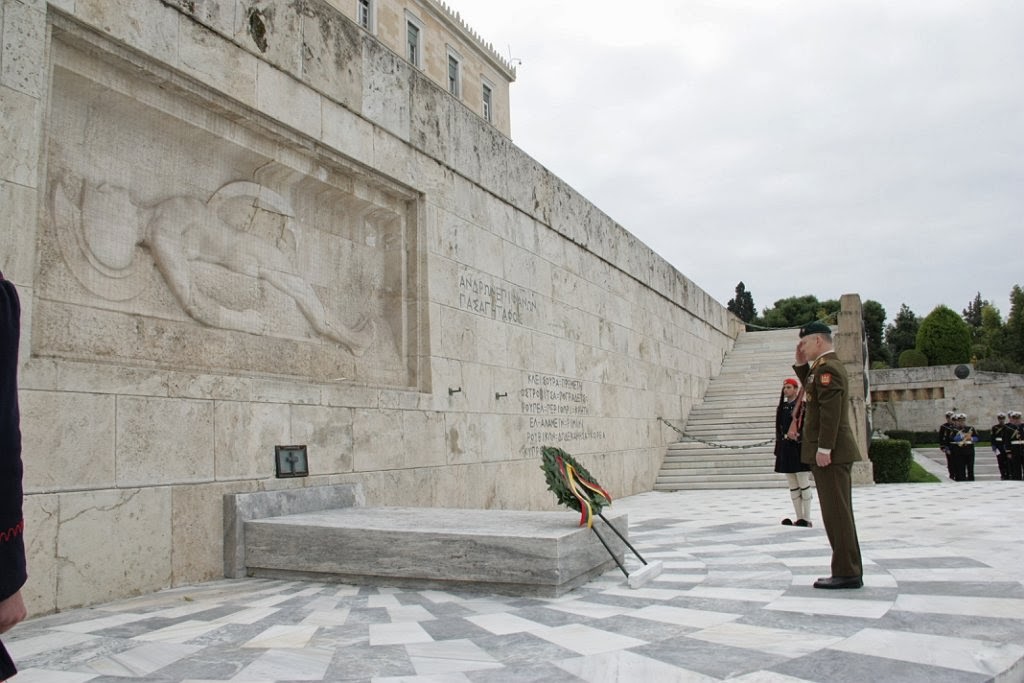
[405,12,424,69]
[356,0,375,33]
[481,78,494,123]
[446,46,463,98]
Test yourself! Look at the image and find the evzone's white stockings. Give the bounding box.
[786,471,813,521]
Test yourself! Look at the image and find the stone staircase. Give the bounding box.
[655,328,800,490]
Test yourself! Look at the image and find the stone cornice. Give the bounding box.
[421,0,517,81]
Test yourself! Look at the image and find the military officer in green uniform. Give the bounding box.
[793,321,863,589]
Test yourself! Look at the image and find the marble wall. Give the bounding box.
[870,365,1024,433]
[1,0,741,613]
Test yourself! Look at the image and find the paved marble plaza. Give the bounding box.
[6,477,1024,682]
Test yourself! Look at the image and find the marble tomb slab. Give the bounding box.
[224,484,365,578]
[243,506,628,597]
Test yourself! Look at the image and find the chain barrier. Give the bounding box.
[657,313,836,449]
[657,417,776,450]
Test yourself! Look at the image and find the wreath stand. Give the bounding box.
[541,446,663,588]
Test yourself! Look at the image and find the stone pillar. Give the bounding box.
[836,294,874,486]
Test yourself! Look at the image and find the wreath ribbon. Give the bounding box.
[557,456,612,527]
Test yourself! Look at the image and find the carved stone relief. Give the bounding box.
[37,35,422,388]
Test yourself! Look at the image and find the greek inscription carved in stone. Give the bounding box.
[520,373,607,456]
[458,272,538,326]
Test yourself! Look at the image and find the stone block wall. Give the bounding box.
[835,294,874,486]
[870,366,1024,433]
[1,0,741,613]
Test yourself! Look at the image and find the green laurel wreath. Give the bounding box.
[540,445,611,516]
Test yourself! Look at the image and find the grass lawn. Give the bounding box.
[907,460,941,483]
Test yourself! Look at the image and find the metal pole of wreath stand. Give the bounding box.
[590,512,663,588]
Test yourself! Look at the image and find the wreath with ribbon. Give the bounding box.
[540,446,612,528]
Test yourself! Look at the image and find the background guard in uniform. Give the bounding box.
[990,412,1009,480]
[1006,411,1024,481]
[774,378,813,527]
[938,410,956,480]
[951,413,978,481]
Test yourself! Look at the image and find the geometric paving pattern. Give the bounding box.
[7,481,1024,682]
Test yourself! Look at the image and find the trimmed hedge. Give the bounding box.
[897,349,928,367]
[868,439,913,483]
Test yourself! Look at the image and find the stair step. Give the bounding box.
[661,452,774,462]
[657,467,777,477]
[653,481,786,490]
[655,474,787,485]
[656,328,798,490]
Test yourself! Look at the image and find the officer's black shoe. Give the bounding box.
[813,576,863,589]
[781,518,793,525]
[794,519,812,527]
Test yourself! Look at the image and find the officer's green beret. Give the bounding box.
[799,321,832,337]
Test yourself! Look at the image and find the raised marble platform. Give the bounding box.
[224,484,366,578]
[239,502,627,597]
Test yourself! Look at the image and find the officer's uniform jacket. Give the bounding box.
[990,422,1008,454]
[939,421,955,452]
[793,352,861,466]
[1009,423,1024,454]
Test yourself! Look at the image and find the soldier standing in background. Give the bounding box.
[774,377,813,527]
[951,413,978,481]
[1006,411,1024,481]
[991,412,1009,480]
[938,410,956,480]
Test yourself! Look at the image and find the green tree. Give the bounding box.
[1003,285,1024,365]
[973,303,1003,361]
[975,297,1024,373]
[884,304,919,365]
[862,300,889,366]
[760,295,839,328]
[962,292,988,328]
[916,305,972,365]
[726,281,756,323]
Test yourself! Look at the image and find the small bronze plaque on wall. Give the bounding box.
[275,445,309,478]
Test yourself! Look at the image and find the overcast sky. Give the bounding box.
[450,0,1023,325]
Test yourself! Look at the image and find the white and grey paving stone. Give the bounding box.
[8,482,1024,682]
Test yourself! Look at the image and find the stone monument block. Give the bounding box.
[7,4,743,613]
[37,32,425,391]
[0,180,38,282]
[172,481,247,586]
[22,495,59,614]
[20,390,115,492]
[298,7,365,109]
[224,483,366,578]
[56,487,173,608]
[244,506,629,597]
[115,396,216,486]
[213,401,292,481]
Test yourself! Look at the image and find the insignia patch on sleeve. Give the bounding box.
[819,372,832,386]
